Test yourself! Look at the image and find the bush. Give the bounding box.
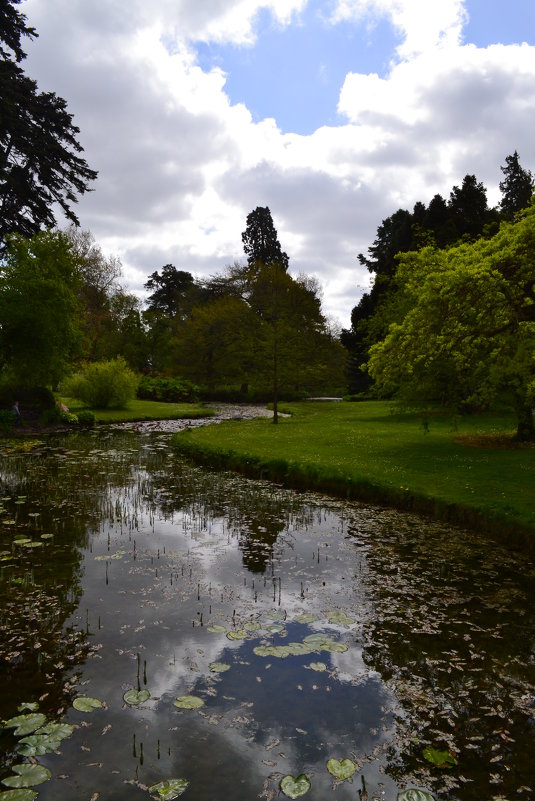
[77,409,96,427]
[40,407,79,426]
[62,357,139,409]
[137,375,200,403]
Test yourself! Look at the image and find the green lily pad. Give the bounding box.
[148,778,189,800]
[173,695,204,709]
[2,764,51,788]
[327,758,356,780]
[280,774,311,799]
[309,662,328,672]
[321,641,348,654]
[422,746,457,768]
[287,643,315,656]
[265,623,286,634]
[226,629,248,640]
[209,662,231,673]
[73,696,103,712]
[253,644,292,658]
[294,613,316,624]
[4,713,47,736]
[17,703,39,713]
[397,790,435,801]
[326,610,355,626]
[0,790,38,801]
[124,689,151,705]
[207,625,227,634]
[36,722,74,740]
[422,747,457,768]
[16,734,61,756]
[243,621,261,631]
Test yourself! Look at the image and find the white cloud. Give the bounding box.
[20,0,535,327]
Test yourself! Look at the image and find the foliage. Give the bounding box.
[0,1,97,249]
[39,407,78,426]
[76,409,95,427]
[242,206,289,271]
[499,150,534,218]
[144,265,195,318]
[0,230,83,386]
[368,204,535,439]
[137,375,199,403]
[63,357,138,409]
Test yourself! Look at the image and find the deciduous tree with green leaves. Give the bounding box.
[0,229,83,387]
[367,203,535,440]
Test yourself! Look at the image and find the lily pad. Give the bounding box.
[0,791,38,801]
[265,623,286,634]
[17,703,39,713]
[124,689,151,705]
[326,610,355,627]
[2,765,51,788]
[280,774,311,799]
[36,722,74,740]
[173,695,204,709]
[209,662,231,673]
[73,695,103,712]
[148,778,189,800]
[294,613,316,624]
[397,790,435,801]
[207,625,227,634]
[327,758,356,781]
[4,713,47,736]
[422,747,458,768]
[16,734,61,756]
[309,662,328,672]
[321,641,348,654]
[226,629,248,640]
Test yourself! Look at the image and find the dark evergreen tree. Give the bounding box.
[144,264,195,318]
[241,206,289,271]
[448,174,492,239]
[499,150,534,217]
[0,0,97,249]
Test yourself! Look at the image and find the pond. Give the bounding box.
[0,428,534,801]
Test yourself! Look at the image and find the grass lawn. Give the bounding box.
[61,397,212,424]
[172,400,535,544]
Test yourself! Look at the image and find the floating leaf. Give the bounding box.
[0,790,38,801]
[207,625,226,634]
[94,549,125,561]
[173,695,204,709]
[422,747,458,768]
[287,643,315,656]
[73,696,103,712]
[243,622,261,631]
[397,790,435,801]
[279,774,311,799]
[124,689,150,705]
[209,662,231,673]
[321,641,348,654]
[265,624,286,634]
[17,703,39,713]
[4,713,47,736]
[16,734,61,756]
[36,722,74,740]
[326,610,355,627]
[294,614,316,624]
[2,764,51,788]
[148,778,189,800]
[226,630,247,640]
[327,758,356,780]
[309,662,328,672]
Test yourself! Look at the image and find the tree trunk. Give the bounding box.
[514,403,535,441]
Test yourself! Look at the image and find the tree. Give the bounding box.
[448,174,496,239]
[0,230,83,386]
[367,203,535,440]
[0,0,97,249]
[241,206,289,272]
[145,264,195,318]
[499,151,534,218]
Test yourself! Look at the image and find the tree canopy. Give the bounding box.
[499,150,534,218]
[241,206,289,272]
[0,0,97,249]
[367,203,535,440]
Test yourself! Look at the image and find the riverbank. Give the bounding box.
[171,400,535,549]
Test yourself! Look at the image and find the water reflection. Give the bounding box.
[0,430,534,801]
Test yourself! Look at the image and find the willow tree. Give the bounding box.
[368,203,535,440]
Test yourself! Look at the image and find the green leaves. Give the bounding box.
[279,774,311,799]
[4,714,46,736]
[0,790,38,801]
[148,779,189,800]
[73,696,104,712]
[123,689,150,705]
[173,695,204,710]
[209,662,231,673]
[326,758,356,780]
[422,747,457,768]
[2,765,51,788]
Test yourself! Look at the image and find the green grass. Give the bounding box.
[172,400,535,545]
[61,397,212,423]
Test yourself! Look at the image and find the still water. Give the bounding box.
[0,429,534,801]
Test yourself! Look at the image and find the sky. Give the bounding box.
[20,0,535,328]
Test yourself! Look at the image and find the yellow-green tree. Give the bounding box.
[368,203,535,439]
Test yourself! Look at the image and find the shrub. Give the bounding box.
[137,375,200,403]
[77,409,96,427]
[40,407,79,426]
[63,357,139,409]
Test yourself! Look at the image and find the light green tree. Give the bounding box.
[368,203,535,440]
[0,229,83,387]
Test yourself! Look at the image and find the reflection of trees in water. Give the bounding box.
[347,515,535,799]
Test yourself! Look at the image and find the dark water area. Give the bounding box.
[0,429,534,801]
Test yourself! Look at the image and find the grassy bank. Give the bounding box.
[172,400,535,547]
[61,397,212,424]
